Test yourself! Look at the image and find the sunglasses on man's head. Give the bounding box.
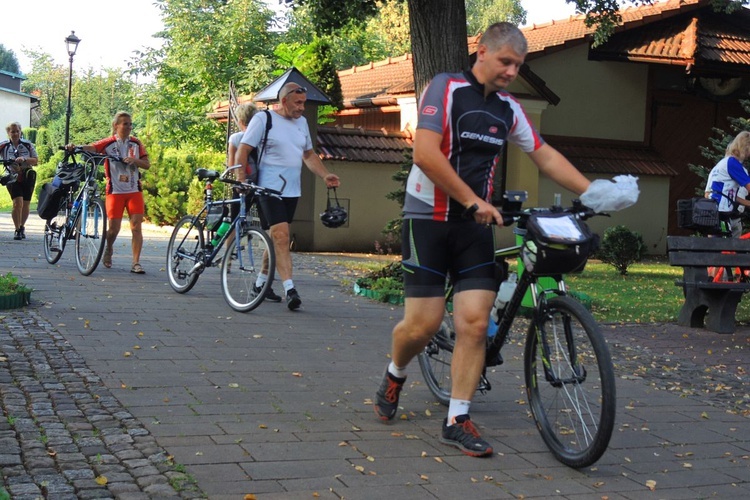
[281,86,307,99]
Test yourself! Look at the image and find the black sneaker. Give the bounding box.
[265,287,282,302]
[13,229,21,241]
[374,370,406,421]
[19,226,25,239]
[286,288,301,310]
[440,415,493,457]
[252,284,282,303]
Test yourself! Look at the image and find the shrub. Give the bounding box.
[596,225,646,276]
[355,261,403,290]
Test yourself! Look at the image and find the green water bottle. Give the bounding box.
[211,217,231,246]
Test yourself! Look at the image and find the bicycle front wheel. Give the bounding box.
[166,215,204,293]
[43,207,68,264]
[417,318,455,407]
[524,295,616,468]
[75,198,107,276]
[221,226,274,312]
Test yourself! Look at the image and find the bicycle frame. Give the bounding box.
[54,153,105,243]
[180,197,242,272]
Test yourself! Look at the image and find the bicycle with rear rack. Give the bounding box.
[417,191,616,468]
[678,195,750,282]
[42,147,111,276]
[166,164,284,312]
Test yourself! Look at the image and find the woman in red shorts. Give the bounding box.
[68,112,150,273]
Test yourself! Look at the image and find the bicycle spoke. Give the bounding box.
[221,228,274,312]
[75,199,107,276]
[417,320,454,406]
[524,295,615,468]
[166,216,204,293]
[43,208,68,264]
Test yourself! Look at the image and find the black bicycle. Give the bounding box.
[417,192,616,468]
[42,148,111,276]
[166,165,283,312]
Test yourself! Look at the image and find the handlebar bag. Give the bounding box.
[523,212,596,276]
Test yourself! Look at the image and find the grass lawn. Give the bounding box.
[338,256,750,325]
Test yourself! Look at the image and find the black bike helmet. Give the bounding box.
[56,162,85,185]
[320,187,348,228]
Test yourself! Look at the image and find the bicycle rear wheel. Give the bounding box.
[524,295,616,468]
[75,198,107,276]
[221,226,274,312]
[43,207,68,264]
[166,215,204,293]
[417,315,455,407]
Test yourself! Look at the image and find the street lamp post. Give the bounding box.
[64,31,81,146]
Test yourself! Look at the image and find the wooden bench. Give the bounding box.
[667,236,750,334]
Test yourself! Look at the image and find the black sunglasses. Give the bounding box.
[280,86,307,99]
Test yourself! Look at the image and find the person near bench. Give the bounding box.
[704,131,750,238]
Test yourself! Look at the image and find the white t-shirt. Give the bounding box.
[240,110,312,197]
[228,131,243,150]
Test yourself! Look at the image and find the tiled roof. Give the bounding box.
[545,137,679,177]
[317,126,412,164]
[338,55,415,103]
[591,6,750,71]
[336,0,748,106]
[522,0,705,58]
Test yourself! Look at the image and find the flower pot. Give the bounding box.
[0,290,31,310]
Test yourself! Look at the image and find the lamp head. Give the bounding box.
[65,31,81,58]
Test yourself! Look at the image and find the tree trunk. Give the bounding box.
[407,0,470,97]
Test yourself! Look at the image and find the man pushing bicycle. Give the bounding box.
[373,22,596,457]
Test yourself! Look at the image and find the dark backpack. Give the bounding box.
[247,110,272,183]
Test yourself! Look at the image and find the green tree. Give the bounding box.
[0,45,20,74]
[20,50,68,124]
[363,0,412,58]
[466,0,526,36]
[137,0,278,149]
[689,94,750,196]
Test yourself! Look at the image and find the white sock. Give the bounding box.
[447,398,471,425]
[255,273,268,288]
[283,279,295,293]
[388,361,407,379]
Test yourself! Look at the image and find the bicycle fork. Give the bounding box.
[536,304,587,387]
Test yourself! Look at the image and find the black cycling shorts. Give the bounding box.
[6,169,36,201]
[401,218,498,298]
[257,195,298,230]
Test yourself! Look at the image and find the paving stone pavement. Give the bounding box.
[1,212,749,500]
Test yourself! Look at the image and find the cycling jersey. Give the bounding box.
[403,69,544,221]
[90,135,149,195]
[706,156,750,214]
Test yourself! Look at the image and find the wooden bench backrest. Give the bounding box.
[667,236,750,267]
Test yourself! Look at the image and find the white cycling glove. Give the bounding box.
[580,175,640,212]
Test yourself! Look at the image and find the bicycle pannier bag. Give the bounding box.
[37,182,65,220]
[522,212,596,276]
[676,198,720,232]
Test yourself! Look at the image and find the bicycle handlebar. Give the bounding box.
[462,190,607,226]
[219,164,285,199]
[58,146,123,163]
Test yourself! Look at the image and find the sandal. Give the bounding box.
[103,247,113,268]
[130,263,145,274]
